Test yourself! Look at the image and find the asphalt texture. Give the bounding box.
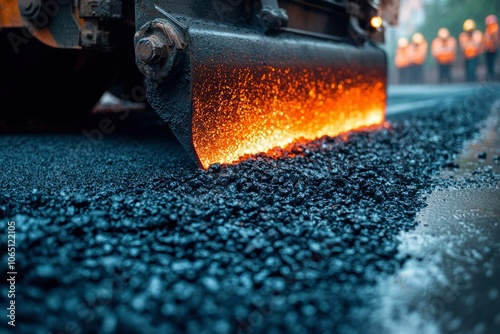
[1,84,500,334]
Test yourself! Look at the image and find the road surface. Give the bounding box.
[1,83,499,334]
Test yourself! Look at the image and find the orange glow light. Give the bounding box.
[192,64,386,169]
[370,16,383,30]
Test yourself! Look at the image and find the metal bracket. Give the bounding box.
[79,0,123,48]
[79,0,123,19]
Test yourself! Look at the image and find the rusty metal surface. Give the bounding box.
[379,0,399,26]
[279,1,350,37]
[0,0,23,27]
[11,0,82,48]
[1,0,133,49]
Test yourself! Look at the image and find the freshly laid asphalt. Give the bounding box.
[1,83,499,334]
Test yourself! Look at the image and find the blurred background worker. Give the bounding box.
[395,37,412,84]
[459,19,483,82]
[431,28,457,84]
[409,33,428,84]
[483,14,500,81]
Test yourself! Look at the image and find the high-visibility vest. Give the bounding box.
[459,30,483,59]
[410,41,428,65]
[483,23,500,52]
[431,37,457,65]
[395,46,411,68]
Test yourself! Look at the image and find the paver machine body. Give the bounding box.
[0,0,400,168]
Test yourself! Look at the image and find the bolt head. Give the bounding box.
[19,0,42,20]
[135,35,166,64]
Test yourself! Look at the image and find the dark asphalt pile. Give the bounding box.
[1,87,499,334]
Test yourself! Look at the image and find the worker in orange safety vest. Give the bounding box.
[431,28,457,83]
[409,33,428,84]
[459,19,483,82]
[483,14,500,81]
[395,37,411,84]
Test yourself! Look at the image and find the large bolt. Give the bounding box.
[135,35,166,64]
[134,19,186,82]
[18,0,42,21]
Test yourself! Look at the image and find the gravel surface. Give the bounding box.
[1,85,499,334]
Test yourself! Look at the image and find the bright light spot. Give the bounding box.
[370,16,383,29]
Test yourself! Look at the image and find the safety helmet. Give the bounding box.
[412,33,425,44]
[463,19,476,32]
[485,15,498,26]
[397,37,409,48]
[437,27,450,39]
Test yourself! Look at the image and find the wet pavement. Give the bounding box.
[371,99,500,334]
[1,83,499,334]
[451,100,500,175]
